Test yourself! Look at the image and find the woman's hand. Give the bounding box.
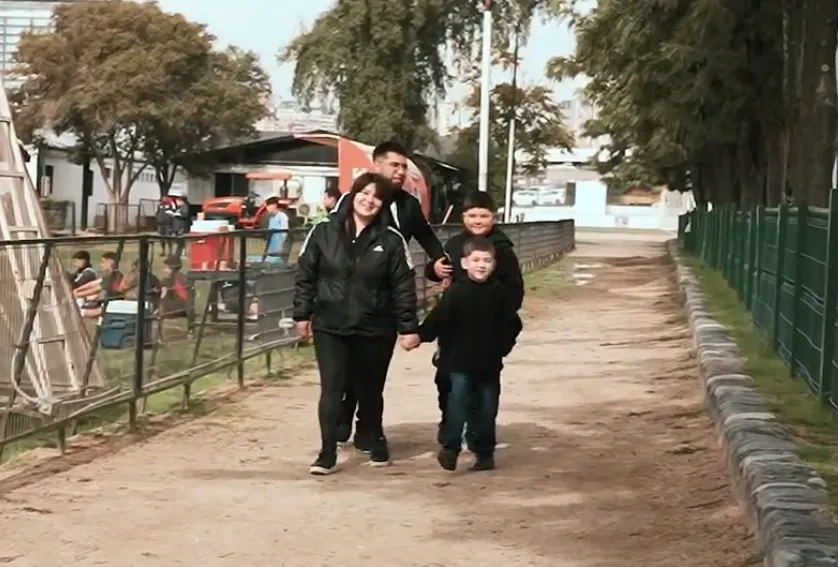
[432,257,452,280]
[399,333,420,351]
[296,320,312,338]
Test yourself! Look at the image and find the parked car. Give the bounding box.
[512,189,538,207]
[535,188,566,206]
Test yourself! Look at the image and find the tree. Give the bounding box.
[549,0,837,206]
[12,0,270,207]
[142,47,271,194]
[446,81,573,203]
[279,0,563,151]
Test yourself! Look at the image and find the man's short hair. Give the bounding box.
[265,196,279,206]
[372,141,408,161]
[324,185,341,199]
[102,251,118,262]
[72,250,90,263]
[463,191,495,212]
[462,235,495,258]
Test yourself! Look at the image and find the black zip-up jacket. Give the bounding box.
[292,212,419,338]
[335,189,446,262]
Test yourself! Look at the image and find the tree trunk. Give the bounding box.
[763,125,786,206]
[797,0,838,205]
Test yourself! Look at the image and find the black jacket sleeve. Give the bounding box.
[403,195,446,262]
[292,224,323,321]
[417,287,456,343]
[387,230,419,334]
[495,243,525,311]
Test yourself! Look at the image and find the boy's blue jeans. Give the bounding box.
[441,372,498,457]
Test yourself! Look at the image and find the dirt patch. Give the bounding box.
[0,235,753,567]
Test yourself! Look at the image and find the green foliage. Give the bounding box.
[279,0,563,151]
[445,81,574,203]
[12,0,270,200]
[551,0,837,205]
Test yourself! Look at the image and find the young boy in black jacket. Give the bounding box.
[424,192,524,446]
[416,236,516,471]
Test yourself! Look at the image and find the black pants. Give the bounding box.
[314,331,396,452]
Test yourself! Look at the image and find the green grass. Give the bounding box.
[525,256,577,298]
[687,257,838,513]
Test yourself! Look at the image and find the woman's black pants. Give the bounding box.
[313,331,396,453]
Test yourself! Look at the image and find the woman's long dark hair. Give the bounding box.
[340,172,395,236]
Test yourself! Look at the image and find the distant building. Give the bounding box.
[559,92,601,149]
[261,99,338,133]
[0,0,145,90]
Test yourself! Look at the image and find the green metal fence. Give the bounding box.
[680,191,838,408]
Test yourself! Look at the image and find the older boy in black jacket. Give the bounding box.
[415,236,517,471]
[425,192,524,446]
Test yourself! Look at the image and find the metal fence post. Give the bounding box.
[790,203,807,377]
[235,233,248,387]
[752,205,765,314]
[772,203,788,350]
[818,190,838,401]
[129,236,150,431]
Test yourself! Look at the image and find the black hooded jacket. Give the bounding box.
[292,211,419,338]
[426,226,525,312]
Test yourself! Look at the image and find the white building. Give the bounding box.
[26,132,186,231]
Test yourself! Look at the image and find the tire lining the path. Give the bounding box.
[669,240,838,567]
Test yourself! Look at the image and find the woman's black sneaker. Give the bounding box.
[336,421,352,444]
[471,455,495,471]
[369,436,390,467]
[353,433,372,454]
[309,451,337,475]
[437,447,459,471]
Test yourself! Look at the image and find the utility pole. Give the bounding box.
[477,0,493,192]
[503,26,520,222]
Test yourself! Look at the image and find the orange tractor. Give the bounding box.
[201,171,299,229]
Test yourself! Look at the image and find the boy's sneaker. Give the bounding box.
[309,451,337,475]
[471,454,495,471]
[353,432,372,454]
[437,447,459,471]
[369,436,390,467]
[336,421,352,444]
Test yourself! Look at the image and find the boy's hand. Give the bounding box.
[399,333,420,351]
[433,257,452,279]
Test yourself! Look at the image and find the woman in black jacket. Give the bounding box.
[293,173,419,475]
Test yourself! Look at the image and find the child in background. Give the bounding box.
[70,250,97,291]
[425,192,524,446]
[159,256,189,317]
[415,236,516,472]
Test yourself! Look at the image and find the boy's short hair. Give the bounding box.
[462,235,496,258]
[324,185,341,199]
[72,250,90,263]
[164,256,182,270]
[265,196,279,206]
[101,251,118,262]
[463,191,495,212]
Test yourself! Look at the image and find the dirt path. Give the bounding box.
[0,233,755,567]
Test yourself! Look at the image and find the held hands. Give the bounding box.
[399,333,420,351]
[433,257,452,280]
[296,320,312,338]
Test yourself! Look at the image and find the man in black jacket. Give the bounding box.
[335,141,451,449]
